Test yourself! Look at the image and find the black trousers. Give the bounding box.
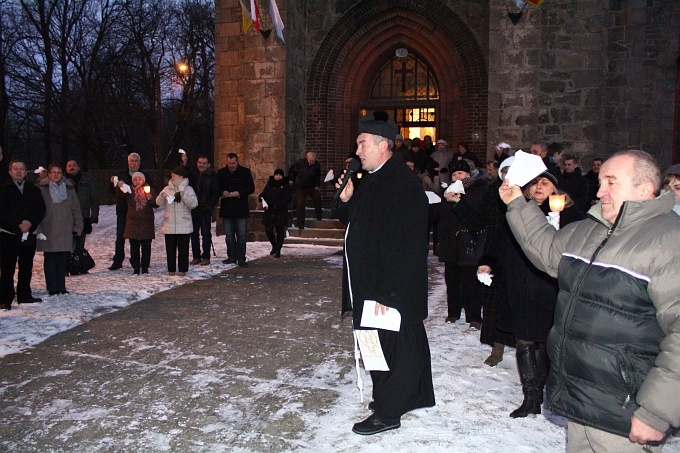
[164,234,190,272]
[130,239,152,271]
[0,232,37,304]
[444,262,482,323]
[294,186,322,228]
[264,224,285,250]
[44,251,69,294]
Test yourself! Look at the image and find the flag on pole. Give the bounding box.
[269,0,285,42]
[239,0,252,34]
[250,0,261,31]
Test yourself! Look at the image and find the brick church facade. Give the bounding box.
[215,0,680,196]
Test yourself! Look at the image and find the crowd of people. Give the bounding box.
[2,125,679,449]
[333,117,680,449]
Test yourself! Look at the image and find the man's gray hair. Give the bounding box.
[371,134,394,151]
[128,152,141,160]
[612,149,661,192]
[531,142,547,154]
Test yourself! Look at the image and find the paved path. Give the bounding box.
[0,252,357,451]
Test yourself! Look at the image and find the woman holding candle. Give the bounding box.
[117,172,157,275]
[478,169,583,418]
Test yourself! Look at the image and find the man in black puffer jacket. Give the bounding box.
[500,150,680,451]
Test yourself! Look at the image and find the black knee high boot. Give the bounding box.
[510,342,542,418]
[535,342,550,405]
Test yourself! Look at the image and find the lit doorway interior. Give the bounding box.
[361,51,440,142]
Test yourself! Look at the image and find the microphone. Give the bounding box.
[333,158,361,201]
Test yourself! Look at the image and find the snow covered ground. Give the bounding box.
[1,205,678,452]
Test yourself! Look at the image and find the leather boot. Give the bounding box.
[484,342,504,367]
[535,342,550,404]
[510,342,542,418]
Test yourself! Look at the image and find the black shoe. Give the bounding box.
[133,269,140,275]
[108,263,122,271]
[222,257,237,265]
[142,268,149,274]
[18,296,42,304]
[274,251,281,258]
[60,291,70,295]
[352,413,400,435]
[190,258,202,265]
[1,303,11,311]
[49,291,59,296]
[237,260,248,267]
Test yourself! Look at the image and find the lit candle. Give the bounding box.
[143,185,151,194]
[549,194,566,212]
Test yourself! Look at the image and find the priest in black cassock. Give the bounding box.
[333,111,435,435]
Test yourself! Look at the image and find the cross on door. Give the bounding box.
[394,61,413,92]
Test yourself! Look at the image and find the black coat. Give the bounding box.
[437,176,488,264]
[217,165,254,219]
[189,168,221,213]
[482,201,584,342]
[0,179,46,234]
[288,158,321,189]
[259,176,292,226]
[561,168,590,213]
[333,153,429,326]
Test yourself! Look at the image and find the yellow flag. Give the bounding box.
[239,0,252,34]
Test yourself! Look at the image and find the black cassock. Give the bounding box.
[333,154,435,418]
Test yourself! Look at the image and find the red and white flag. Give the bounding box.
[250,0,261,31]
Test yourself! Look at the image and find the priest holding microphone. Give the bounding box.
[332,110,435,435]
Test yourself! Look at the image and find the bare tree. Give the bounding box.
[119,0,172,185]
[167,0,214,161]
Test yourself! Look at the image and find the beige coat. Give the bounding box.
[156,177,198,235]
[36,178,84,252]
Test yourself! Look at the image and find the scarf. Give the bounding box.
[49,178,68,204]
[133,185,148,211]
[461,176,475,189]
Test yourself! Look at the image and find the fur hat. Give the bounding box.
[449,159,471,174]
[132,172,146,183]
[171,166,188,178]
[358,110,399,141]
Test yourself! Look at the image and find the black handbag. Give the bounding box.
[456,229,485,267]
[69,237,95,275]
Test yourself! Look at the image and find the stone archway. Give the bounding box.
[306,0,488,172]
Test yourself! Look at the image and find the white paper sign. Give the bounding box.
[324,169,334,183]
[261,197,269,209]
[445,180,466,195]
[360,300,401,332]
[425,191,441,204]
[504,150,547,187]
[355,329,390,371]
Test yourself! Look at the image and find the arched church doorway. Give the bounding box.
[306,1,488,174]
[362,52,440,142]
